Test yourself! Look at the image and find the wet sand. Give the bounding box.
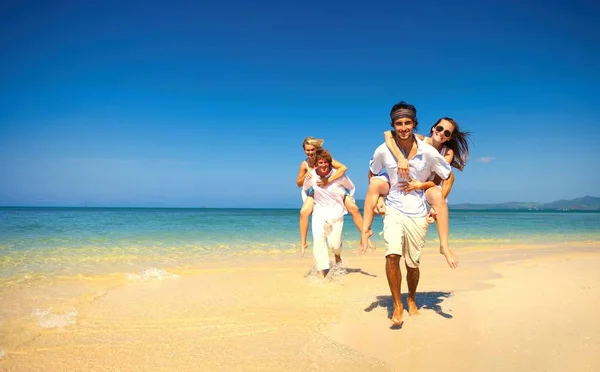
[1,242,599,371]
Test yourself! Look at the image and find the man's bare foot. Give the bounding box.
[335,254,342,264]
[391,306,404,326]
[360,230,373,254]
[407,296,420,316]
[440,247,459,268]
[300,242,308,256]
[318,270,326,279]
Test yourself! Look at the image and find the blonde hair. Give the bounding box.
[302,136,324,149]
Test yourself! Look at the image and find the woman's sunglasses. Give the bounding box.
[435,125,452,138]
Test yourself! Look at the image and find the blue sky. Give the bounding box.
[1,0,598,208]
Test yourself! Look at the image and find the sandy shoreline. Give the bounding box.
[1,242,599,371]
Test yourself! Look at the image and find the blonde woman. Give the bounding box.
[296,137,373,254]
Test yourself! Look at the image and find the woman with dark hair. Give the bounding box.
[365,117,470,268]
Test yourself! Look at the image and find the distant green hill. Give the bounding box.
[355,196,600,211]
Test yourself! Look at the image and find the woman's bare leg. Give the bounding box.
[299,196,315,256]
[343,196,373,252]
[425,188,458,268]
[360,178,390,253]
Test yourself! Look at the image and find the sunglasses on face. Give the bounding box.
[435,125,452,138]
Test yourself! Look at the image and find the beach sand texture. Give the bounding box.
[1,242,598,372]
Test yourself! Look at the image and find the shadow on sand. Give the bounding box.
[305,264,377,279]
[364,292,453,322]
[344,267,377,277]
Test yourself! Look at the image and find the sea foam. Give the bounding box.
[126,267,179,281]
[31,308,78,329]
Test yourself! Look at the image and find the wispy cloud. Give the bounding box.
[476,157,496,163]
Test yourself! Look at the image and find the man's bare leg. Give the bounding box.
[299,197,315,255]
[385,254,404,325]
[360,178,389,253]
[425,188,458,268]
[406,264,420,316]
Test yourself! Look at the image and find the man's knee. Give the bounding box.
[405,262,420,270]
[386,254,401,264]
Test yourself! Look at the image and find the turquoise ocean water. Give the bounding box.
[1,207,598,281]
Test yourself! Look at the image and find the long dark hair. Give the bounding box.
[431,117,471,171]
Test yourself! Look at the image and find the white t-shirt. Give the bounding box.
[369,137,451,217]
[303,168,355,222]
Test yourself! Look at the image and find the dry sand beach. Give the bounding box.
[1,242,599,372]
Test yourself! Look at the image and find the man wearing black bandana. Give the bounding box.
[361,101,453,327]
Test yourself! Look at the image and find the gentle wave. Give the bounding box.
[126,268,179,281]
[31,308,78,329]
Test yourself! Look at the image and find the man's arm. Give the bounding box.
[430,149,452,181]
[412,148,454,192]
[339,175,356,199]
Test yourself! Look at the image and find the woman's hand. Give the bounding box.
[396,158,410,180]
[316,177,329,187]
[398,178,422,193]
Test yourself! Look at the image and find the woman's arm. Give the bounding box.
[439,147,456,198]
[444,148,454,166]
[441,171,454,199]
[384,131,410,179]
[319,158,347,186]
[296,161,308,187]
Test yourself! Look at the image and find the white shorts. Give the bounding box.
[383,208,429,268]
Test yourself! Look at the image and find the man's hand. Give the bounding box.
[396,158,410,180]
[374,197,386,215]
[316,177,329,187]
[398,179,422,193]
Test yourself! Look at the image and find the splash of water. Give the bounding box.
[31,308,78,329]
[125,267,179,281]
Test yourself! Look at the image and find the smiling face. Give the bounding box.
[392,118,415,140]
[431,119,455,144]
[303,144,317,163]
[316,157,331,177]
